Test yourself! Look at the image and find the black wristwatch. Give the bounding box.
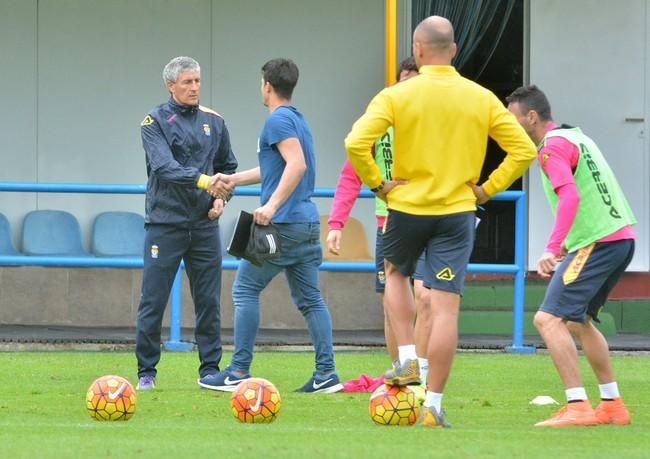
[370,181,385,193]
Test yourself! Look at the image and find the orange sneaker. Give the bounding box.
[534,400,600,427]
[595,398,631,425]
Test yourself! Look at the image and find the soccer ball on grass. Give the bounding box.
[230,377,281,423]
[85,375,136,421]
[369,384,419,425]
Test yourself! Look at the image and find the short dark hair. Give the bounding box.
[396,56,417,80]
[261,58,299,100]
[506,85,552,121]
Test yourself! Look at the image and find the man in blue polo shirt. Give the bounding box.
[199,58,342,393]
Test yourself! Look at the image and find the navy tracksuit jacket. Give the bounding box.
[136,97,238,378]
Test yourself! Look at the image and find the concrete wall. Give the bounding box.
[0,1,38,228]
[0,267,382,330]
[528,0,650,270]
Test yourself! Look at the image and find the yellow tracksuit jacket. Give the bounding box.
[345,65,536,215]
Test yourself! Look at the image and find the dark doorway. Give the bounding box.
[412,0,525,265]
[470,1,524,265]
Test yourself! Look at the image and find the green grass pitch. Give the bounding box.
[1,351,649,458]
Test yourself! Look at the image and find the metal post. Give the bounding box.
[506,193,536,354]
[164,266,192,351]
[384,0,397,86]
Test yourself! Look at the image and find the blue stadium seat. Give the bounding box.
[21,210,89,256]
[0,213,20,255]
[91,211,145,257]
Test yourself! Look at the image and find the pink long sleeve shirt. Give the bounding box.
[540,124,635,256]
[328,159,386,231]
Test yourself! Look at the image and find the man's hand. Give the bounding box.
[327,229,342,255]
[537,251,560,278]
[207,198,224,220]
[253,203,278,226]
[375,179,408,203]
[466,181,489,204]
[207,173,235,198]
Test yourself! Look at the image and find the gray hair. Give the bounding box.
[162,56,200,83]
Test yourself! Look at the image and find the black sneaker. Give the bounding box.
[294,373,343,393]
[197,369,250,392]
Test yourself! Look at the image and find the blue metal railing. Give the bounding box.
[0,182,534,353]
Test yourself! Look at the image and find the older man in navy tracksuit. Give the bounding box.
[136,56,238,390]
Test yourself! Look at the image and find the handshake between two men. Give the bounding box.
[201,168,276,227]
[204,173,236,221]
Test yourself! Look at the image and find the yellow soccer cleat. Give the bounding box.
[383,358,421,386]
[419,405,451,428]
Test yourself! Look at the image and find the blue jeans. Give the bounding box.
[230,222,336,375]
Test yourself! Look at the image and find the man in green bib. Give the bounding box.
[507,85,636,427]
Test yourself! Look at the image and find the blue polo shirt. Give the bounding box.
[258,105,319,223]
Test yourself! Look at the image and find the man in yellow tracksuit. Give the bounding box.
[345,16,536,427]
